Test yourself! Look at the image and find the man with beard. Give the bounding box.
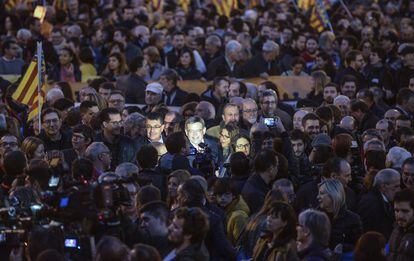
[291,129,312,180]
[302,113,321,141]
[37,108,72,151]
[138,201,172,257]
[335,50,367,90]
[322,83,339,105]
[334,95,351,117]
[340,75,358,100]
[240,98,258,131]
[402,158,414,190]
[95,108,139,169]
[164,207,210,261]
[389,189,414,260]
[259,89,292,130]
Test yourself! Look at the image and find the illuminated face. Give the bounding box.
[185,122,206,146]
[146,119,164,142]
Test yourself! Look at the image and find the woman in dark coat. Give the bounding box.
[176,48,202,80]
[317,179,363,253]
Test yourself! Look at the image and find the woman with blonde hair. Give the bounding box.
[167,169,191,210]
[307,70,330,105]
[21,137,45,161]
[317,179,362,252]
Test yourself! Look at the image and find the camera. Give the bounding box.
[192,143,216,176]
[263,117,279,127]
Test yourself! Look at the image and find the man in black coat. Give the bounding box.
[205,40,244,80]
[159,69,188,106]
[350,100,380,135]
[165,32,186,69]
[243,40,281,78]
[116,56,148,104]
[37,108,72,151]
[335,50,367,90]
[357,168,401,239]
[241,149,278,214]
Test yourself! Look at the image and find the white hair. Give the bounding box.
[262,40,279,52]
[115,162,139,179]
[373,168,401,187]
[85,142,109,161]
[333,95,350,106]
[46,88,64,103]
[225,40,242,54]
[386,147,412,169]
[17,29,32,40]
[206,35,222,48]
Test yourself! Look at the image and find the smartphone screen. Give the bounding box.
[64,238,77,248]
[49,176,60,187]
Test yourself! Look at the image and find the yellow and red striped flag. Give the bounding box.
[53,0,68,11]
[12,43,46,122]
[297,0,315,11]
[212,0,238,17]
[150,0,164,11]
[178,0,190,13]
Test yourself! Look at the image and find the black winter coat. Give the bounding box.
[328,207,362,252]
[357,188,395,239]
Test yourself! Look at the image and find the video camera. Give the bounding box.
[191,143,216,176]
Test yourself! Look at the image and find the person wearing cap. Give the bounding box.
[142,82,164,115]
[116,55,148,104]
[243,40,281,78]
[396,45,414,90]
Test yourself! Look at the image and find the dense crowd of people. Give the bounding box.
[1,0,414,260]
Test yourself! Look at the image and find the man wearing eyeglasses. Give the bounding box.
[37,108,72,151]
[240,98,258,131]
[0,40,24,75]
[138,112,165,147]
[95,107,139,170]
[260,90,292,130]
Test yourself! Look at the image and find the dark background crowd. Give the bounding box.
[1,0,414,260]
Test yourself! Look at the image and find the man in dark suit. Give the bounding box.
[205,40,244,80]
[184,116,219,169]
[357,168,401,239]
[116,56,148,104]
[159,69,188,106]
[243,40,281,78]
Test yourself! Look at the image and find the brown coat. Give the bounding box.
[388,222,414,261]
[253,238,299,261]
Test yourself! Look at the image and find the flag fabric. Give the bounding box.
[53,0,68,10]
[310,0,331,32]
[150,0,164,11]
[298,0,337,11]
[5,0,21,11]
[12,44,46,122]
[297,0,314,11]
[178,0,190,13]
[212,0,238,17]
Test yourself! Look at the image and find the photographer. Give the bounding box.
[184,116,219,169]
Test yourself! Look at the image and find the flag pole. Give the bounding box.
[37,41,42,134]
[338,0,353,19]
